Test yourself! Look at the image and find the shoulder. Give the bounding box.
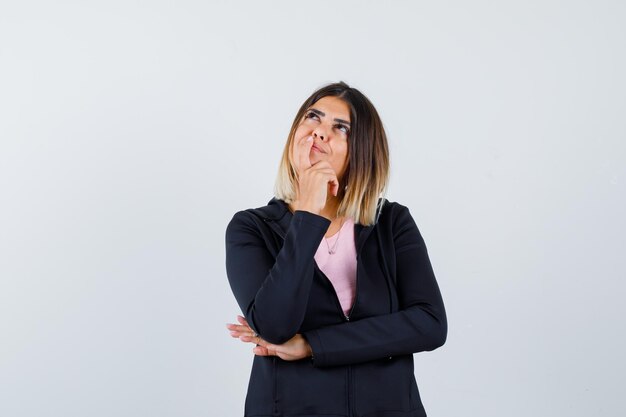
[226,197,287,234]
[376,198,425,248]
[377,198,415,228]
[230,197,284,219]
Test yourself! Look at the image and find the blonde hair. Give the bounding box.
[274,81,390,226]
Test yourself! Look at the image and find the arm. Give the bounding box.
[302,205,447,367]
[225,209,331,344]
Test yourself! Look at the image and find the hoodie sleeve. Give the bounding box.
[225,209,331,344]
[302,205,447,367]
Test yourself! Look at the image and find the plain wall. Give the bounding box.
[1,1,624,416]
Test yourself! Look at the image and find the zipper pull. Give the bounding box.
[345,315,350,321]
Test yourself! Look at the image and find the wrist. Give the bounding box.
[300,334,314,359]
[291,199,320,215]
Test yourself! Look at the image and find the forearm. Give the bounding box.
[304,300,446,367]
[226,210,330,344]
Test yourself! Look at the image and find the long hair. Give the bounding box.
[274,81,390,226]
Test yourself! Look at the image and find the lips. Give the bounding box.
[311,144,326,153]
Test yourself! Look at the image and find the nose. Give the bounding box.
[312,128,327,142]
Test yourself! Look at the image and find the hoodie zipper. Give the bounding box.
[345,254,360,321]
[313,238,358,417]
[313,253,360,323]
[313,263,349,321]
[346,256,358,417]
[265,215,359,417]
[314,258,357,417]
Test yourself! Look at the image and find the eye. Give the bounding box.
[304,111,319,120]
[335,124,350,134]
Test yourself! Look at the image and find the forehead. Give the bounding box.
[309,96,351,121]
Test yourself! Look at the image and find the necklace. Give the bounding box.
[325,217,345,255]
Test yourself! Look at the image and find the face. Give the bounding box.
[291,95,351,181]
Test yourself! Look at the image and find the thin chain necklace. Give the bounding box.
[325,217,345,255]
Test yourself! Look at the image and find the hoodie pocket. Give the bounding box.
[275,358,348,416]
[354,355,418,415]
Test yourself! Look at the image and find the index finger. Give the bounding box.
[237,315,251,327]
[294,135,313,173]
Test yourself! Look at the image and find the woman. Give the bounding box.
[225,81,447,417]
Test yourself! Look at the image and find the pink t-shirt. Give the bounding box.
[314,217,357,316]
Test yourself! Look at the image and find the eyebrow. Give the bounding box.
[308,108,351,127]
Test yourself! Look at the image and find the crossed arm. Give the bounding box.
[224,205,447,367]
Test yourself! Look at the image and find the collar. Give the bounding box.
[247,197,381,255]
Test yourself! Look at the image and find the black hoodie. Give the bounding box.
[225,197,447,417]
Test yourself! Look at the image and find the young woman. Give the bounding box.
[225,81,447,417]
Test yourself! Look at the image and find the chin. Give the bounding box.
[309,152,322,163]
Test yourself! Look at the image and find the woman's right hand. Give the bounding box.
[291,135,339,215]
[227,315,313,361]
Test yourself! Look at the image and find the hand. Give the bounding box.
[226,315,313,361]
[291,135,339,215]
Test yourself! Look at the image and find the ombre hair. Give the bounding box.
[274,81,390,226]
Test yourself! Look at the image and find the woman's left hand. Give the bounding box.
[226,315,313,361]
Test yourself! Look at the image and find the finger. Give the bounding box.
[329,177,339,197]
[253,346,271,356]
[229,329,255,338]
[238,335,258,345]
[263,341,302,360]
[236,315,249,326]
[309,167,339,196]
[236,320,253,333]
[308,165,336,176]
[240,334,269,347]
[263,343,286,358]
[309,159,332,169]
[235,317,254,332]
[226,323,255,335]
[296,135,313,172]
[226,323,247,330]
[226,323,244,337]
[230,319,260,342]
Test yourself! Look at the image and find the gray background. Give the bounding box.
[1,1,624,416]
